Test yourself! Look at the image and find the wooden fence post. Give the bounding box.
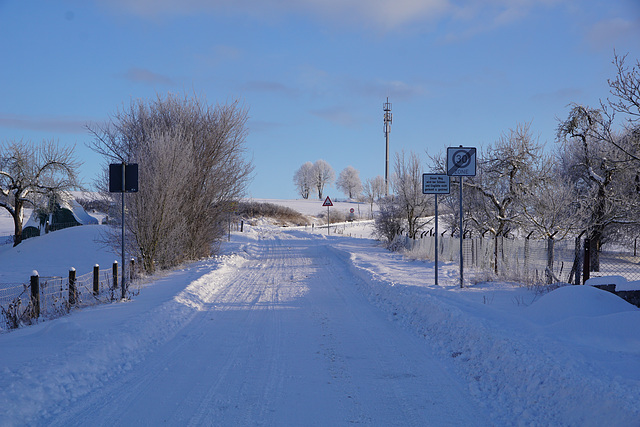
[93,264,100,296]
[583,238,591,283]
[69,268,77,305]
[30,271,40,319]
[130,258,135,280]
[113,261,118,291]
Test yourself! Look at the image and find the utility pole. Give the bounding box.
[383,97,392,196]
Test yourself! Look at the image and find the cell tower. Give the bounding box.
[383,97,392,196]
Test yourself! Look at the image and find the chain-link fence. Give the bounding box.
[402,234,640,286]
[589,247,640,282]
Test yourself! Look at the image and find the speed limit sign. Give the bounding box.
[447,147,476,176]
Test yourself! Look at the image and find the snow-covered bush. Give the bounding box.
[373,196,403,246]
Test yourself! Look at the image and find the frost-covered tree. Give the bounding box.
[362,175,385,216]
[295,162,314,199]
[0,140,80,246]
[392,151,432,239]
[313,159,335,200]
[608,52,640,149]
[373,196,403,245]
[293,162,314,199]
[336,166,362,199]
[466,123,543,240]
[557,104,640,271]
[88,94,253,273]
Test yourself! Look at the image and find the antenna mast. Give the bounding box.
[383,97,392,196]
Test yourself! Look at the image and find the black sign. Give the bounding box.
[109,163,139,193]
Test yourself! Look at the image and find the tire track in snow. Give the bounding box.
[40,232,489,426]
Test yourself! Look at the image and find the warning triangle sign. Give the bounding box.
[322,196,333,207]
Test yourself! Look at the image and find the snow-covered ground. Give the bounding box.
[0,206,639,425]
[248,198,376,219]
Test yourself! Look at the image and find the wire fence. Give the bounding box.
[0,235,14,246]
[402,234,640,286]
[0,262,141,332]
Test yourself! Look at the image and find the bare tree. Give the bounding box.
[293,161,314,199]
[517,157,584,283]
[557,104,640,271]
[0,140,80,246]
[313,159,335,200]
[518,160,580,241]
[336,166,362,199]
[362,175,385,217]
[464,123,542,238]
[88,94,253,273]
[608,52,640,130]
[392,151,432,239]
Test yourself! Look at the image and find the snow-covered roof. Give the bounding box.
[23,192,98,230]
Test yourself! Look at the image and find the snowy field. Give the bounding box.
[248,198,377,219]
[0,203,639,425]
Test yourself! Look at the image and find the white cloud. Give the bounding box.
[442,0,562,43]
[121,67,174,85]
[0,113,89,134]
[349,78,426,100]
[242,80,298,97]
[100,0,451,31]
[587,18,640,50]
[100,0,567,36]
[309,106,362,127]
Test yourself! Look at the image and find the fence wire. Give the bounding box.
[1,265,141,332]
[403,235,640,285]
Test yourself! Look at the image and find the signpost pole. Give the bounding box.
[435,193,439,286]
[446,146,475,289]
[327,205,330,236]
[109,162,138,300]
[121,162,126,300]
[422,174,449,287]
[459,176,464,288]
[322,196,333,235]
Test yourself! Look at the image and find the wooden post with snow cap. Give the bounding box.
[69,267,77,306]
[30,271,40,319]
[113,261,118,291]
[93,264,100,296]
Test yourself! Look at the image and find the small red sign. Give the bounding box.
[322,196,333,207]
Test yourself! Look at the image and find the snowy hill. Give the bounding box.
[0,203,639,425]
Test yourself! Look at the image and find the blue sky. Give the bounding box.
[1,1,639,200]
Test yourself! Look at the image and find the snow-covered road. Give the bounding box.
[2,223,639,426]
[13,233,487,426]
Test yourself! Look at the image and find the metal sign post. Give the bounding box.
[322,196,333,235]
[446,147,476,288]
[109,163,138,299]
[423,174,450,286]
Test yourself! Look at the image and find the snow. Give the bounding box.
[0,225,116,283]
[248,197,376,218]
[586,275,640,291]
[0,205,639,426]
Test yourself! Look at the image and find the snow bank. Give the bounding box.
[0,252,248,424]
[585,274,640,291]
[0,225,116,283]
[525,284,638,324]
[330,240,640,426]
